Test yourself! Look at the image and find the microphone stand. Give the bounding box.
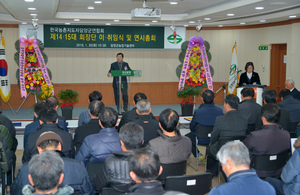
[214,70,242,104]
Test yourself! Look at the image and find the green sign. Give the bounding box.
[111,70,142,77]
[44,25,164,49]
[258,46,268,50]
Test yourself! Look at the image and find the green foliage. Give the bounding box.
[177,86,201,98]
[57,89,79,103]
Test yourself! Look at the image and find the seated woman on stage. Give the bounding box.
[239,62,261,86]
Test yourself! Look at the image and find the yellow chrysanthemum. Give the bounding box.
[36,81,40,84]
[28,77,32,80]
[30,83,34,86]
[26,85,30,89]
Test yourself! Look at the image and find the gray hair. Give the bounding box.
[217,140,250,166]
[136,99,151,114]
[287,78,295,86]
[29,150,64,191]
[119,122,144,150]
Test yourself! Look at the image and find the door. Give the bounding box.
[270,44,287,101]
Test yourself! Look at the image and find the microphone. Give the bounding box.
[237,69,243,73]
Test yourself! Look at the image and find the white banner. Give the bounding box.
[228,44,239,94]
[164,27,186,49]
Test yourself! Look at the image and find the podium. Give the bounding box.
[111,70,141,112]
[237,84,266,106]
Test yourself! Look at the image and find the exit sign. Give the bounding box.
[258,46,268,50]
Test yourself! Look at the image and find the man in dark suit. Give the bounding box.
[118,92,155,130]
[74,100,104,153]
[278,89,300,123]
[206,94,248,176]
[243,103,290,178]
[285,79,300,100]
[261,89,290,131]
[238,87,262,134]
[107,53,131,112]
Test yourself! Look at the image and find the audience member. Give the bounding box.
[148,109,191,164]
[266,136,300,195]
[22,109,75,163]
[78,91,103,126]
[238,87,261,132]
[22,150,74,195]
[209,140,275,195]
[188,89,223,156]
[118,92,155,130]
[74,100,104,153]
[46,96,68,131]
[127,148,186,195]
[76,107,121,166]
[278,89,300,124]
[243,103,290,178]
[0,109,17,152]
[24,102,49,148]
[93,122,144,191]
[261,89,290,131]
[206,94,248,176]
[11,131,94,194]
[133,99,159,146]
[285,79,300,100]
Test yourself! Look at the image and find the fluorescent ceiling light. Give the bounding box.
[88,6,94,10]
[289,15,297,18]
[189,21,195,23]
[94,1,102,3]
[65,23,71,25]
[152,20,158,23]
[106,23,111,25]
[240,22,246,25]
[21,22,27,24]
[114,19,119,22]
[28,8,36,11]
[204,18,211,21]
[30,13,37,16]
[25,0,34,2]
[145,24,150,26]
[227,13,234,16]
[170,2,178,5]
[260,20,266,22]
[218,25,223,27]
[255,7,264,10]
[183,24,188,27]
[74,19,80,21]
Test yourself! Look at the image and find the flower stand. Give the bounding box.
[61,106,73,120]
[181,104,194,116]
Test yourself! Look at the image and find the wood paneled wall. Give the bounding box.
[4,82,226,109]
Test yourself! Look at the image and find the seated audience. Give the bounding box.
[46,96,68,131]
[74,100,104,153]
[238,87,261,132]
[22,150,74,195]
[93,122,144,191]
[209,140,275,195]
[266,136,300,195]
[261,89,290,131]
[22,109,75,163]
[285,79,300,100]
[243,103,290,178]
[76,107,121,166]
[133,99,159,146]
[188,89,223,156]
[78,90,103,126]
[0,109,17,152]
[11,131,94,195]
[206,94,248,176]
[24,102,49,148]
[148,109,191,164]
[278,89,300,124]
[118,92,155,130]
[127,148,186,195]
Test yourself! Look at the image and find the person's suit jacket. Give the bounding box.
[239,71,261,86]
[210,110,248,156]
[109,61,131,88]
[278,95,300,122]
[243,124,290,178]
[292,88,300,100]
[238,99,261,128]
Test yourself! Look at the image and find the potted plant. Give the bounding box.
[177,86,201,116]
[57,89,79,120]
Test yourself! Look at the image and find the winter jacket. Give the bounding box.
[75,127,121,166]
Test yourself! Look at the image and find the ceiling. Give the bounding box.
[0,0,299,27]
